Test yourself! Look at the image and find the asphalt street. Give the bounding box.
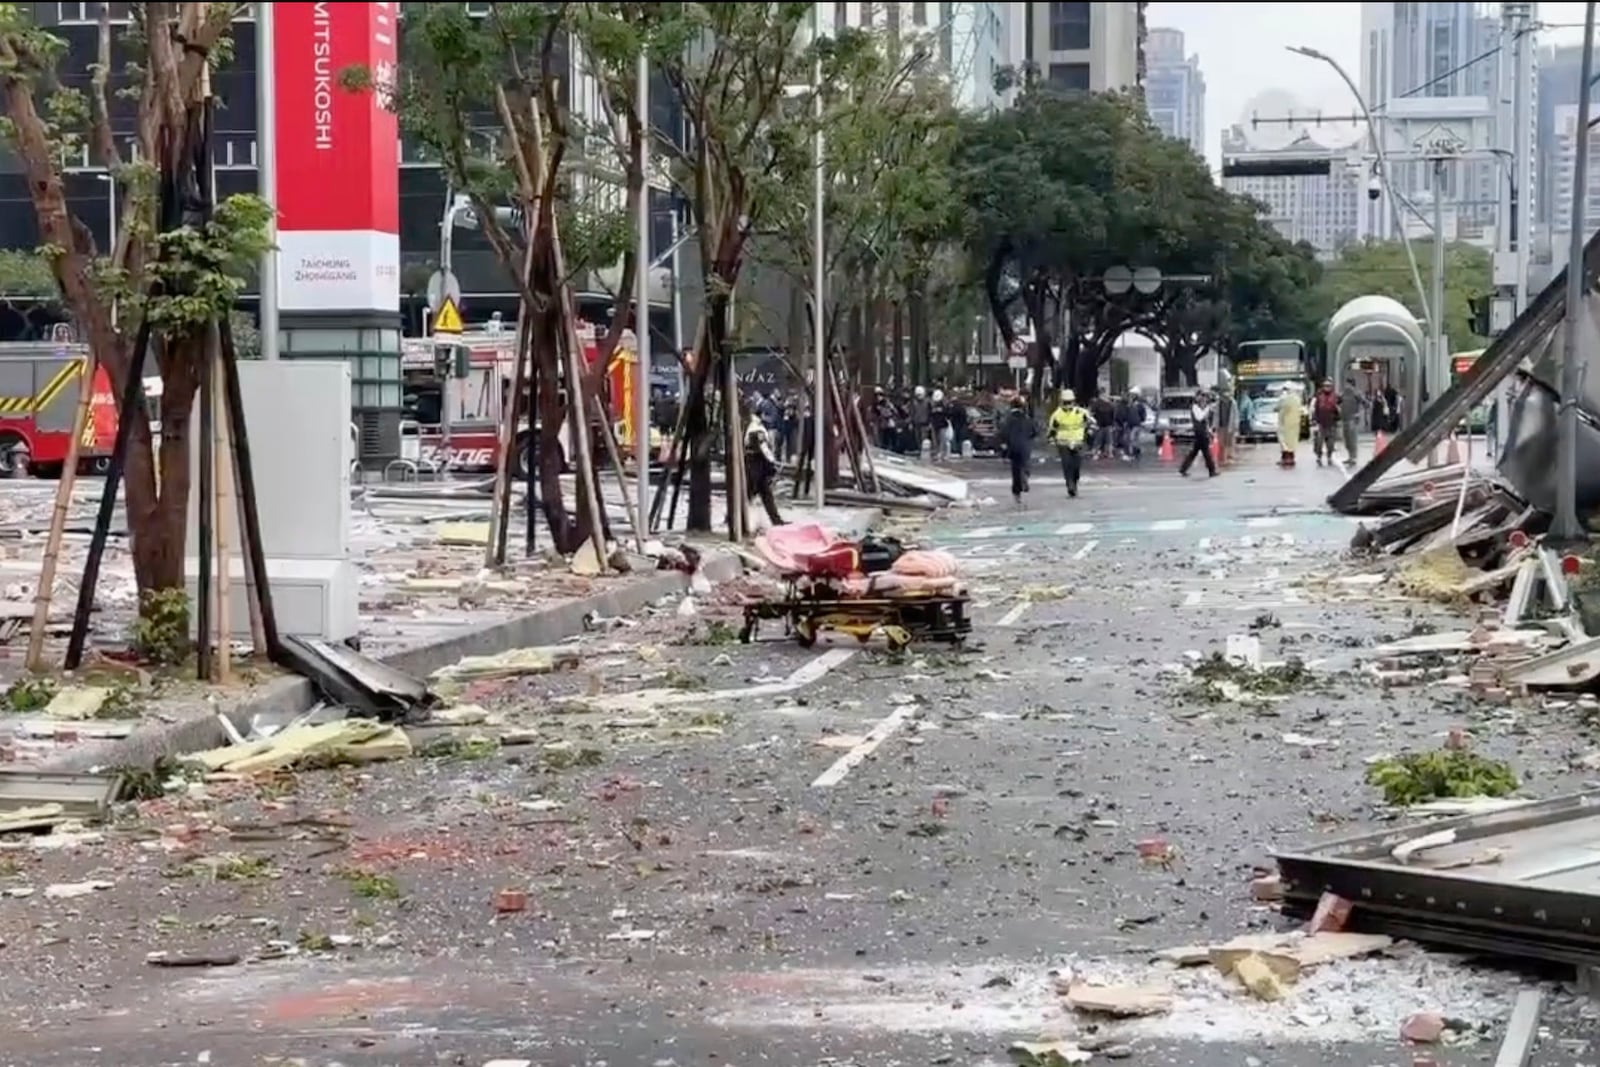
[4,445,1599,1067]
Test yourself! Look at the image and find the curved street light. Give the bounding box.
[1285,46,1432,332]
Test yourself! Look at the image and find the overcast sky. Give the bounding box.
[1148,2,1592,168]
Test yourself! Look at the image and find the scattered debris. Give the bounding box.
[185,719,413,774]
[1063,982,1173,1017]
[1365,748,1519,806]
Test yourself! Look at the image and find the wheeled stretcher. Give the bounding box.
[739,531,972,651]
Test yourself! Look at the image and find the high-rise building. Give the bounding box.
[1537,43,1591,229]
[1143,26,1204,156]
[1221,121,1364,259]
[1549,103,1600,241]
[1358,2,1527,243]
[820,3,1023,111]
[1021,2,1145,93]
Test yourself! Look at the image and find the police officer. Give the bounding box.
[1046,389,1094,498]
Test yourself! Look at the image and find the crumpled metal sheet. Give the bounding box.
[1495,372,1600,514]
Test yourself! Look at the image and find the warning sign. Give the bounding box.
[432,296,463,335]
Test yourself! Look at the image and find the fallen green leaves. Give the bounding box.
[341,869,402,901]
[1366,749,1519,806]
[1182,653,1321,702]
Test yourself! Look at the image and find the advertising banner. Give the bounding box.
[272,1,400,313]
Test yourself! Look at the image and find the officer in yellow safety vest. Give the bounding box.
[1046,388,1095,498]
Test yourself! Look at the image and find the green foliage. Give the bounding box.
[0,248,59,304]
[140,194,273,336]
[3,675,57,712]
[1365,748,1518,806]
[953,88,1321,379]
[1310,240,1492,348]
[130,588,190,666]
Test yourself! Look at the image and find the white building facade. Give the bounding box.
[1143,26,1204,156]
[819,2,1025,111]
[1221,124,1365,259]
[1021,1,1145,93]
[1550,102,1600,243]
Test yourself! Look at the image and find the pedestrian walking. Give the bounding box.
[1311,380,1340,466]
[743,410,784,526]
[1046,388,1094,498]
[1339,377,1363,464]
[1001,395,1034,507]
[1178,388,1219,478]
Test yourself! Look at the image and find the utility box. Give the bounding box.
[185,361,359,642]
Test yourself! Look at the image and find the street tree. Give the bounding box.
[759,27,961,389]
[646,2,815,533]
[0,3,271,604]
[1310,239,1492,349]
[350,2,632,554]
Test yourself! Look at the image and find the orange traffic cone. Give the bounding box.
[1209,434,1222,466]
[1158,433,1175,462]
[1374,430,1387,455]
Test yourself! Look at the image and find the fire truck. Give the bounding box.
[0,341,117,478]
[400,321,662,476]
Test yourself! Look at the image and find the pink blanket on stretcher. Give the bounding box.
[752,523,962,595]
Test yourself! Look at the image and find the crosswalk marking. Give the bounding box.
[1149,519,1188,532]
[1054,521,1094,536]
[1072,539,1098,560]
[1246,516,1284,528]
[1004,541,1029,556]
[963,526,1008,540]
[1182,590,1204,606]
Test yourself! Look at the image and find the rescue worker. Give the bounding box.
[743,409,784,526]
[1310,379,1340,467]
[1178,388,1219,478]
[1046,388,1094,497]
[1339,377,1363,464]
[1277,382,1305,468]
[1000,395,1034,507]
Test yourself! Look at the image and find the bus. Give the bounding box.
[1234,338,1310,440]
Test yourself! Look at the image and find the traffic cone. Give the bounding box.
[1374,430,1387,455]
[1209,435,1222,466]
[1158,433,1175,463]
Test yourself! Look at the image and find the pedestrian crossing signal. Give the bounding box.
[432,296,463,334]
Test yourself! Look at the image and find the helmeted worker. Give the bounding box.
[1046,388,1095,497]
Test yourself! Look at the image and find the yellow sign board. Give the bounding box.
[432,297,463,334]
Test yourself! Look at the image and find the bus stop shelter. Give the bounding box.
[1326,295,1424,422]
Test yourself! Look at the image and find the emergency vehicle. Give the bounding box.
[0,341,117,478]
[400,320,661,476]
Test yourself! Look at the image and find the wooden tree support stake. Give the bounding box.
[26,353,96,672]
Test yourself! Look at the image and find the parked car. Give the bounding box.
[1158,387,1200,442]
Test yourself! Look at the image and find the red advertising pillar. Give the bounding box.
[271,1,402,464]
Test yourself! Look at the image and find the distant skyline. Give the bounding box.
[1148,2,1593,170]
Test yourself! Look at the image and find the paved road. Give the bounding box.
[4,448,1598,1066]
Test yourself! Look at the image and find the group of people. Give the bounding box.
[867,385,969,459]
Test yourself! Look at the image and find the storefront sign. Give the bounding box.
[273,1,400,313]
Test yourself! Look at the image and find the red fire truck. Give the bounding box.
[0,342,117,478]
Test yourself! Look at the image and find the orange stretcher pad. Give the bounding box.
[753,522,965,597]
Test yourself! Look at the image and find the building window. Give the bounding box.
[1048,62,1091,91]
[834,1,848,29]
[57,2,132,22]
[1048,2,1091,52]
[912,1,926,26]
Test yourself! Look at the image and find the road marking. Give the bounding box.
[997,601,1031,627]
[963,526,1007,540]
[1071,539,1098,560]
[812,704,918,788]
[1182,590,1204,606]
[1004,541,1029,556]
[1054,521,1094,536]
[1150,519,1188,532]
[585,648,855,712]
[1246,516,1284,528]
[1197,536,1213,550]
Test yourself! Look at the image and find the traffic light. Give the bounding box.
[1468,295,1491,337]
[1221,155,1333,178]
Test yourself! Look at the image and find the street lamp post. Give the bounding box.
[1550,0,1596,543]
[634,49,653,542]
[1287,45,1432,422]
[810,46,826,510]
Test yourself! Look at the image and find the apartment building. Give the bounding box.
[1021,1,1145,93]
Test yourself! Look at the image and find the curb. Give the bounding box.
[35,550,749,774]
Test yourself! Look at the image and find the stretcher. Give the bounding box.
[739,533,972,651]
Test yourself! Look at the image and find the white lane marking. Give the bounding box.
[1071,539,1098,560]
[587,648,855,711]
[1246,516,1284,528]
[1054,522,1094,536]
[1004,541,1029,556]
[1197,536,1213,550]
[812,704,918,788]
[997,602,1031,627]
[1182,590,1204,606]
[1280,533,1296,546]
[963,526,1007,540]
[1150,519,1188,532]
